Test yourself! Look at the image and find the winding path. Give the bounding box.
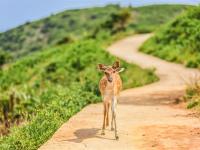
[39,34,200,150]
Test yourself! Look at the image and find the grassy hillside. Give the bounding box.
[0,4,190,58]
[0,36,158,149]
[131,4,191,33]
[140,6,200,68]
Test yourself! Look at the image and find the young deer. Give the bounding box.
[98,61,124,140]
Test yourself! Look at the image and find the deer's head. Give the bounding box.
[98,61,124,83]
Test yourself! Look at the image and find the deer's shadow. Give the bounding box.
[66,128,114,143]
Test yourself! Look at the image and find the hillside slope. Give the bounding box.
[0,4,190,57]
[132,4,191,33]
[0,36,158,149]
[140,6,200,68]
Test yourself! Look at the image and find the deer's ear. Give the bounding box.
[98,64,106,71]
[116,67,125,73]
[112,61,120,69]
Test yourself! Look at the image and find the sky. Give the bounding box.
[1,0,200,32]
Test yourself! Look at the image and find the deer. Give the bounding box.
[98,61,124,140]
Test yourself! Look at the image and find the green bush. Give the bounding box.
[187,100,198,109]
[0,86,99,150]
[184,82,200,110]
[140,6,200,68]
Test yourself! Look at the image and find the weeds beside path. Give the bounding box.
[39,34,200,150]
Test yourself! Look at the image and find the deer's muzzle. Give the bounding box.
[108,77,113,82]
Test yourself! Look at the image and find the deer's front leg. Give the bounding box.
[106,103,110,127]
[113,110,118,140]
[111,100,114,131]
[111,112,114,131]
[112,96,118,140]
[101,103,106,135]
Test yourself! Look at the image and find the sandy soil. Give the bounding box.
[39,34,200,150]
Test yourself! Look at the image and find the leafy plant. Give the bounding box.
[140,6,200,68]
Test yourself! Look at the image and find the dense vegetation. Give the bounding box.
[131,4,191,33]
[0,4,190,58]
[140,6,200,68]
[0,37,158,149]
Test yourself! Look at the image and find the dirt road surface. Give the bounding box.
[39,34,200,150]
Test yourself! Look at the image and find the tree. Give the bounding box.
[102,8,132,34]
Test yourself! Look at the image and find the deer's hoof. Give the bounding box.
[115,136,119,140]
[111,127,114,131]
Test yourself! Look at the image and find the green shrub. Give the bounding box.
[186,60,198,68]
[184,81,200,109]
[140,6,200,68]
[187,100,198,109]
[0,86,98,150]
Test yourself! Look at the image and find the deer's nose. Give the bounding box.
[108,77,113,82]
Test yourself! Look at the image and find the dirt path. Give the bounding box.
[39,34,200,150]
